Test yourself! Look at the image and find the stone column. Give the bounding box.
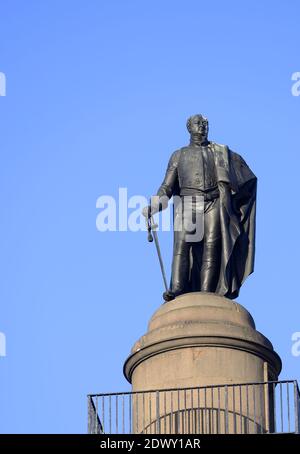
[123,292,281,434]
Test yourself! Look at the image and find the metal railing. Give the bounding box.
[87,380,300,435]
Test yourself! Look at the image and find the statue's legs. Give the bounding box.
[170,195,203,296]
[200,199,221,292]
[170,235,190,296]
[168,197,221,298]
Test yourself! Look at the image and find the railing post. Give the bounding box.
[264,381,270,433]
[294,381,300,434]
[224,385,229,434]
[87,396,92,434]
[129,394,132,434]
[156,391,160,434]
[272,382,277,433]
[95,396,99,434]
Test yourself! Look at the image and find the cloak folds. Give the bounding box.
[202,143,257,299]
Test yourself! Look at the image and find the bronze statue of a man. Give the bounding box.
[144,114,257,302]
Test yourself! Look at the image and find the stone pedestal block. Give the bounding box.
[123,293,281,434]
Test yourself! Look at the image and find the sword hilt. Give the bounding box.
[147,206,153,242]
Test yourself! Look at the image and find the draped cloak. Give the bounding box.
[200,143,257,299]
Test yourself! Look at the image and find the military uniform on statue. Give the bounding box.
[143,114,257,302]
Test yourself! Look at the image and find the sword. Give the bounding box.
[146,207,168,291]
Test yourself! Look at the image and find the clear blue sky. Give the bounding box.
[0,0,299,433]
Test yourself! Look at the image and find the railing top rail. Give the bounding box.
[88,379,298,398]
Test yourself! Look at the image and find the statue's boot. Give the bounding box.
[163,290,176,302]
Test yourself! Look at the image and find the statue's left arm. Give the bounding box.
[230,151,257,223]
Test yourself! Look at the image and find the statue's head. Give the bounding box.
[186,114,209,139]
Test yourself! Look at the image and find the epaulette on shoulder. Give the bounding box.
[210,142,228,152]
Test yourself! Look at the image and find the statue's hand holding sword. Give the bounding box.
[142,202,168,292]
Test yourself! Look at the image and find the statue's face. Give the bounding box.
[188,115,209,138]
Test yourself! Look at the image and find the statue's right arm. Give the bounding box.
[156,149,180,199]
[143,150,180,218]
